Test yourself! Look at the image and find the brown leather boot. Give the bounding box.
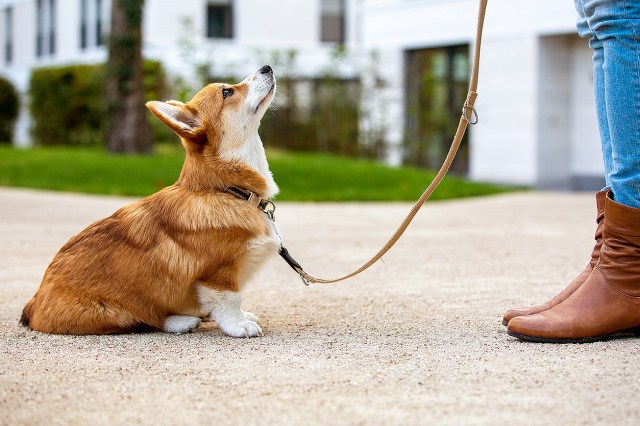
[507,192,640,343]
[501,190,607,326]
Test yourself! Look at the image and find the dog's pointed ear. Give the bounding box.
[146,101,206,141]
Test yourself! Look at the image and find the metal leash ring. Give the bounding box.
[462,105,479,125]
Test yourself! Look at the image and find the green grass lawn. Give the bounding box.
[0,145,519,201]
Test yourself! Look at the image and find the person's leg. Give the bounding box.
[506,0,640,341]
[576,0,614,186]
[500,0,611,326]
[586,0,640,206]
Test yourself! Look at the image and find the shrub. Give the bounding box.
[0,76,20,143]
[30,65,104,146]
[29,60,167,146]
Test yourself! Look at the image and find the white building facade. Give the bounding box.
[0,0,604,189]
[361,0,603,189]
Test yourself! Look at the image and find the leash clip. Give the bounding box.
[279,246,310,286]
[298,272,310,287]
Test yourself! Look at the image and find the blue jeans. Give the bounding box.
[575,0,640,208]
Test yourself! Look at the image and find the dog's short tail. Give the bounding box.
[20,299,34,328]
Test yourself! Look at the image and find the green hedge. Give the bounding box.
[29,60,168,146]
[0,76,20,143]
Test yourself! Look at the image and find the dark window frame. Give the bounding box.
[48,0,56,55]
[320,0,345,43]
[206,2,234,39]
[80,0,88,49]
[4,7,12,64]
[36,0,56,57]
[36,0,44,56]
[403,44,471,172]
[95,0,103,46]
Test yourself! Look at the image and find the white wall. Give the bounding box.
[145,0,203,46]
[568,36,603,183]
[361,0,476,49]
[537,35,572,189]
[55,0,80,63]
[236,0,319,46]
[535,34,603,189]
[471,35,539,185]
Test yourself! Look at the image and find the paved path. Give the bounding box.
[1,188,638,425]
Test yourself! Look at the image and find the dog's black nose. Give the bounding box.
[260,65,272,74]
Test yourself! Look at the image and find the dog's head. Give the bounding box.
[147,65,276,156]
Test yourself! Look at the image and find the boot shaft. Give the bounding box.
[599,193,640,296]
[589,190,607,267]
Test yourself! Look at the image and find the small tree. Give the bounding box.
[0,76,20,143]
[105,0,153,153]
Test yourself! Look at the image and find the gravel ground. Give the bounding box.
[1,187,639,426]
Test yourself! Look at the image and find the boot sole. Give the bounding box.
[507,327,640,344]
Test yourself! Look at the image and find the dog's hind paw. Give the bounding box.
[163,315,201,334]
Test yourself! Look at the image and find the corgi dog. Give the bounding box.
[20,65,280,337]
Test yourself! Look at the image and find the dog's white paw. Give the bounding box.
[219,319,263,338]
[243,311,260,323]
[197,289,264,338]
[163,315,201,334]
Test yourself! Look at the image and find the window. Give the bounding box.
[4,7,12,64]
[80,0,105,50]
[80,0,88,48]
[404,45,470,172]
[207,1,233,39]
[36,0,44,56]
[95,0,103,46]
[36,0,56,57]
[321,0,344,43]
[48,0,56,55]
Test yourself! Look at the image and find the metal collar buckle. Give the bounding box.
[224,186,276,220]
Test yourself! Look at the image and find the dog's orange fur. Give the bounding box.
[21,68,278,335]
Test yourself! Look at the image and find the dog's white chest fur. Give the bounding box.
[243,216,281,284]
[223,132,281,285]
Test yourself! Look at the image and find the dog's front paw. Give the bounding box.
[219,319,263,338]
[243,310,260,323]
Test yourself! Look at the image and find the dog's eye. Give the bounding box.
[222,88,234,99]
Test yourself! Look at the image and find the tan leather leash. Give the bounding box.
[231,0,489,286]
